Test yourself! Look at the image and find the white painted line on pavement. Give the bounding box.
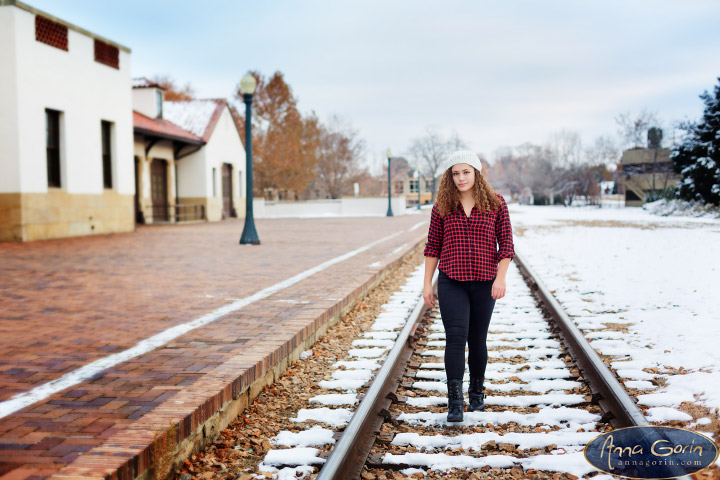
[389,243,409,255]
[0,231,404,419]
[409,220,427,232]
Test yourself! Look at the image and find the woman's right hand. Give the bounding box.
[423,284,435,308]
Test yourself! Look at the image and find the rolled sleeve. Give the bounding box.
[495,196,515,262]
[423,205,443,258]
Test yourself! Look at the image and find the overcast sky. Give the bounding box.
[30,1,720,174]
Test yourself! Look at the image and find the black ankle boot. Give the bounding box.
[468,377,485,412]
[446,378,464,422]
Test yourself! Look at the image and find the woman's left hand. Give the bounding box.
[491,277,506,300]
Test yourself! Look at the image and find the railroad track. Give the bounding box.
[252,254,677,480]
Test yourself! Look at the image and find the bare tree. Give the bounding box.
[615,109,660,149]
[383,156,412,178]
[567,164,607,205]
[150,75,195,101]
[352,169,384,197]
[493,140,608,206]
[584,135,620,167]
[312,116,366,199]
[521,145,559,205]
[490,147,527,197]
[548,129,583,168]
[446,130,468,151]
[408,127,468,202]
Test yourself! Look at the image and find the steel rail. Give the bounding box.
[513,250,649,428]
[515,250,694,480]
[316,269,439,480]
[319,254,692,480]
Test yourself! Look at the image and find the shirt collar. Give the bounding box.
[456,201,475,216]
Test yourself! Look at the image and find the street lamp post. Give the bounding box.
[239,73,260,245]
[386,149,393,217]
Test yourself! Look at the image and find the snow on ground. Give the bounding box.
[308,393,358,406]
[643,198,720,219]
[397,407,601,428]
[383,451,599,479]
[271,426,336,447]
[262,447,325,465]
[510,202,720,421]
[290,407,353,427]
[392,430,598,450]
[332,359,381,370]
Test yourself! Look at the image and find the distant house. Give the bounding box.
[0,1,134,241]
[132,78,246,223]
[600,181,615,195]
[617,147,681,207]
[518,187,533,205]
[399,176,434,206]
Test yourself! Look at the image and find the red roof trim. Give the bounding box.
[132,111,203,145]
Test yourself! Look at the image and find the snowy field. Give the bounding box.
[510,201,720,431]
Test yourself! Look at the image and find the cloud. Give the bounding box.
[28,0,720,166]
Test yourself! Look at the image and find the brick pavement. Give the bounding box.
[0,214,430,480]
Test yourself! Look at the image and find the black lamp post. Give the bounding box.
[386,148,393,217]
[239,73,260,245]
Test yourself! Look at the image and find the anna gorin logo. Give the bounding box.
[584,425,719,479]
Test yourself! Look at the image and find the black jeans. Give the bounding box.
[437,270,496,382]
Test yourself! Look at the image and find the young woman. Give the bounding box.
[422,150,515,422]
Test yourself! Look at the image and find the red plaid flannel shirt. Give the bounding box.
[423,193,515,281]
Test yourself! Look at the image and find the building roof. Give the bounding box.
[164,99,227,143]
[0,0,130,52]
[133,111,203,145]
[620,147,671,165]
[132,77,165,89]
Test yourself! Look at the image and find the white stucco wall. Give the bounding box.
[132,87,161,119]
[203,107,246,199]
[176,107,246,200]
[0,4,133,195]
[176,146,208,198]
[0,7,21,192]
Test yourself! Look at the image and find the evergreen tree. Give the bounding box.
[671,78,720,205]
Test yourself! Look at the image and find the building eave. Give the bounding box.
[0,0,131,53]
[134,127,205,146]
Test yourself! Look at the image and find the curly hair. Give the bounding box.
[435,167,501,217]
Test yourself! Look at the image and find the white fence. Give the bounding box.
[252,196,408,218]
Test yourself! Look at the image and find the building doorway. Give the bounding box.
[221,163,235,218]
[134,156,145,224]
[151,158,169,222]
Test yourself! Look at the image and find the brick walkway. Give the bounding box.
[0,214,430,480]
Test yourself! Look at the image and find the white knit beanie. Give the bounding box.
[442,150,482,174]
